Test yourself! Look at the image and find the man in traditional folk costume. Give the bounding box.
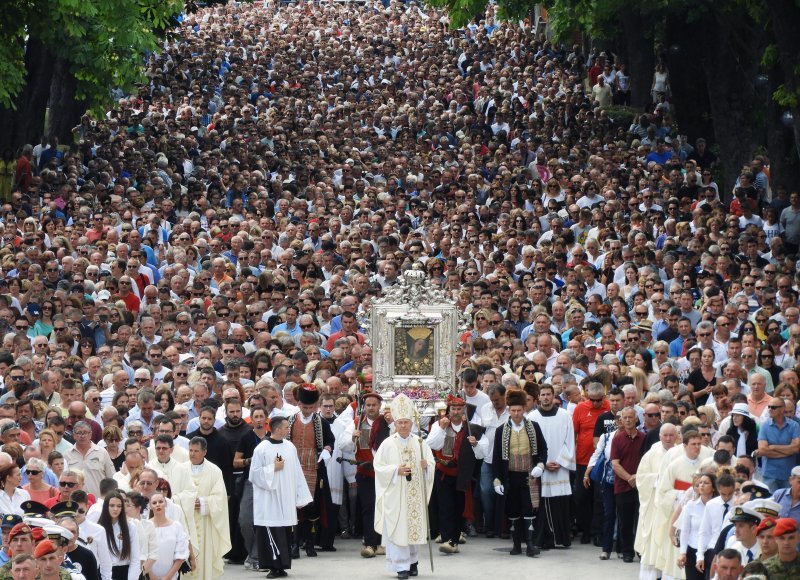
[654,428,713,580]
[250,416,313,579]
[373,394,434,580]
[337,388,391,558]
[285,384,335,558]
[528,383,575,550]
[490,388,548,558]
[636,423,679,580]
[426,394,486,555]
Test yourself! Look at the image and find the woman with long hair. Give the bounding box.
[726,404,759,457]
[147,492,189,580]
[95,490,140,580]
[686,348,718,406]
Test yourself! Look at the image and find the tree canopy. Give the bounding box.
[426,0,800,190]
[0,0,184,150]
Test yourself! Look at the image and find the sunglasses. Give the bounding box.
[59,481,78,488]
[26,470,42,476]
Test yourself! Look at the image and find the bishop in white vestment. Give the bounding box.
[373,395,434,579]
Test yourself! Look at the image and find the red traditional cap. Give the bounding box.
[362,391,382,402]
[33,539,57,559]
[773,517,798,537]
[8,524,32,541]
[447,394,466,406]
[756,517,777,535]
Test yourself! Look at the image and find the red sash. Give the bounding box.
[673,480,692,491]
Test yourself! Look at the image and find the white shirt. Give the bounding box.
[697,495,734,554]
[475,404,509,464]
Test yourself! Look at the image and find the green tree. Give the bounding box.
[426,0,800,193]
[0,0,184,151]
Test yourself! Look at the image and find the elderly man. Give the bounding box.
[62,422,115,497]
[636,423,678,580]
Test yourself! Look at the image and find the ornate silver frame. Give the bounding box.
[367,266,466,403]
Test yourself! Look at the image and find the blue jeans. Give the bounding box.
[762,477,790,493]
[600,482,617,553]
[480,462,497,533]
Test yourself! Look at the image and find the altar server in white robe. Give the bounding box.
[529,383,575,549]
[250,415,313,578]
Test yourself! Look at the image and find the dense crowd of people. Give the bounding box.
[0,0,797,579]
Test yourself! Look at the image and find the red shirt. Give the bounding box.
[572,399,611,465]
[119,291,141,313]
[610,429,645,494]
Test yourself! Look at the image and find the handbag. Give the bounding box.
[588,435,616,486]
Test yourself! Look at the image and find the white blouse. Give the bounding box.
[103,521,140,580]
[151,521,189,580]
[0,487,30,516]
[679,497,708,553]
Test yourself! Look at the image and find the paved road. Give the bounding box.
[223,535,637,579]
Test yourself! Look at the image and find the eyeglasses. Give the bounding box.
[645,413,660,418]
[128,430,143,436]
[502,345,513,350]
[588,397,604,403]
[26,470,41,476]
[9,375,25,381]
[768,405,784,410]
[134,377,149,383]
[59,481,78,488]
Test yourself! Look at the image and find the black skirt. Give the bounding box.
[112,565,129,580]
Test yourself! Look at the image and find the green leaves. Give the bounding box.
[0,0,184,113]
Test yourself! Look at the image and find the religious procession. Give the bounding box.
[0,0,799,579]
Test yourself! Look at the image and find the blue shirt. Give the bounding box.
[757,418,800,480]
[772,487,800,528]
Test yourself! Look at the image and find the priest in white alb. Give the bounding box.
[250,415,313,579]
[636,423,678,580]
[373,394,434,580]
[528,383,575,549]
[186,436,231,580]
[654,428,712,580]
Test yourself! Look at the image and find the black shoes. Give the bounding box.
[267,570,287,578]
[409,563,418,577]
[623,555,635,563]
[290,545,300,559]
[319,546,337,552]
[397,571,410,579]
[305,545,317,557]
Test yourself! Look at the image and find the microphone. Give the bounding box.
[406,472,412,482]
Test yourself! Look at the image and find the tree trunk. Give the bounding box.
[764,0,800,188]
[694,6,766,197]
[618,9,654,109]
[48,57,87,146]
[663,14,714,147]
[0,37,56,151]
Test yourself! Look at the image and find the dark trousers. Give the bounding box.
[226,473,246,561]
[686,546,704,580]
[111,566,128,580]
[436,472,465,544]
[356,474,380,548]
[573,464,595,539]
[505,471,533,519]
[600,482,616,552]
[615,489,639,558]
